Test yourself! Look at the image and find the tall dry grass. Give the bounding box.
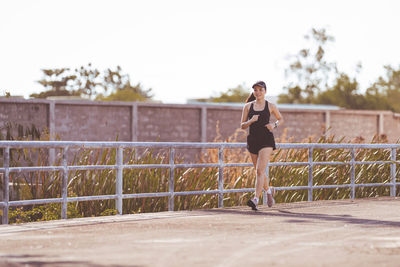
[1,124,399,223]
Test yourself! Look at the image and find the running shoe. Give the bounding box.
[247,198,258,211]
[267,187,275,208]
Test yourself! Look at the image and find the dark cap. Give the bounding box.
[252,81,266,89]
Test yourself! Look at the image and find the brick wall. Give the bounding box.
[384,113,400,143]
[0,101,48,138]
[330,112,376,141]
[55,104,132,141]
[138,106,201,142]
[1,99,399,143]
[276,110,326,141]
[206,108,243,142]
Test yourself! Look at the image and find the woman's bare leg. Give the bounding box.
[254,147,273,199]
[249,152,259,197]
[250,152,258,168]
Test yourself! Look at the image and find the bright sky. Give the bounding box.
[1,0,399,103]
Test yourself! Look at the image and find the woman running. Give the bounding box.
[240,81,284,211]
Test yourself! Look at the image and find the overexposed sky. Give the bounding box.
[1,0,399,103]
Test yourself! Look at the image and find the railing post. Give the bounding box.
[308,148,313,201]
[116,147,123,215]
[2,147,10,224]
[350,149,356,199]
[61,147,68,219]
[168,148,175,211]
[218,147,224,208]
[391,148,397,197]
[48,101,56,166]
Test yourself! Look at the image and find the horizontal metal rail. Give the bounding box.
[1,141,399,225]
[2,160,400,173]
[1,140,399,149]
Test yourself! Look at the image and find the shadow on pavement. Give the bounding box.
[0,254,133,267]
[202,208,400,228]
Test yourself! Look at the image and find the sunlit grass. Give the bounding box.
[1,125,399,223]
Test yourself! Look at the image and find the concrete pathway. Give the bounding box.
[1,197,400,266]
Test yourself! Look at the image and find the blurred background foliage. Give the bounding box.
[193,28,400,112]
[30,64,153,102]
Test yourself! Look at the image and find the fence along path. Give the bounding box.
[1,141,399,224]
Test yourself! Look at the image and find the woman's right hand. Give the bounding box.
[250,115,259,123]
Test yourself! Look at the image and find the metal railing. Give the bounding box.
[1,141,399,224]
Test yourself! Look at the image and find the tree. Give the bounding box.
[316,73,367,109]
[37,68,77,92]
[74,63,102,99]
[31,64,153,102]
[31,68,79,98]
[276,86,304,104]
[102,66,126,94]
[95,86,148,102]
[278,28,337,104]
[366,65,400,112]
[363,87,392,111]
[0,91,11,98]
[96,82,152,102]
[95,66,153,101]
[193,84,250,103]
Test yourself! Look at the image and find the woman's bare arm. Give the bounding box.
[266,103,284,130]
[271,103,284,127]
[240,103,258,129]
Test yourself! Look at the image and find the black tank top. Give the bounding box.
[247,100,271,136]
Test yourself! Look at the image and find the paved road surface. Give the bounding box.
[1,197,400,266]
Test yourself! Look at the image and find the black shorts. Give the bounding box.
[246,133,276,154]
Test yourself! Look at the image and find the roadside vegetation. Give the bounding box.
[0,124,399,224]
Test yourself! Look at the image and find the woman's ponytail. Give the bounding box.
[246,92,256,103]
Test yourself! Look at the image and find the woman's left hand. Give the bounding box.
[265,123,274,131]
